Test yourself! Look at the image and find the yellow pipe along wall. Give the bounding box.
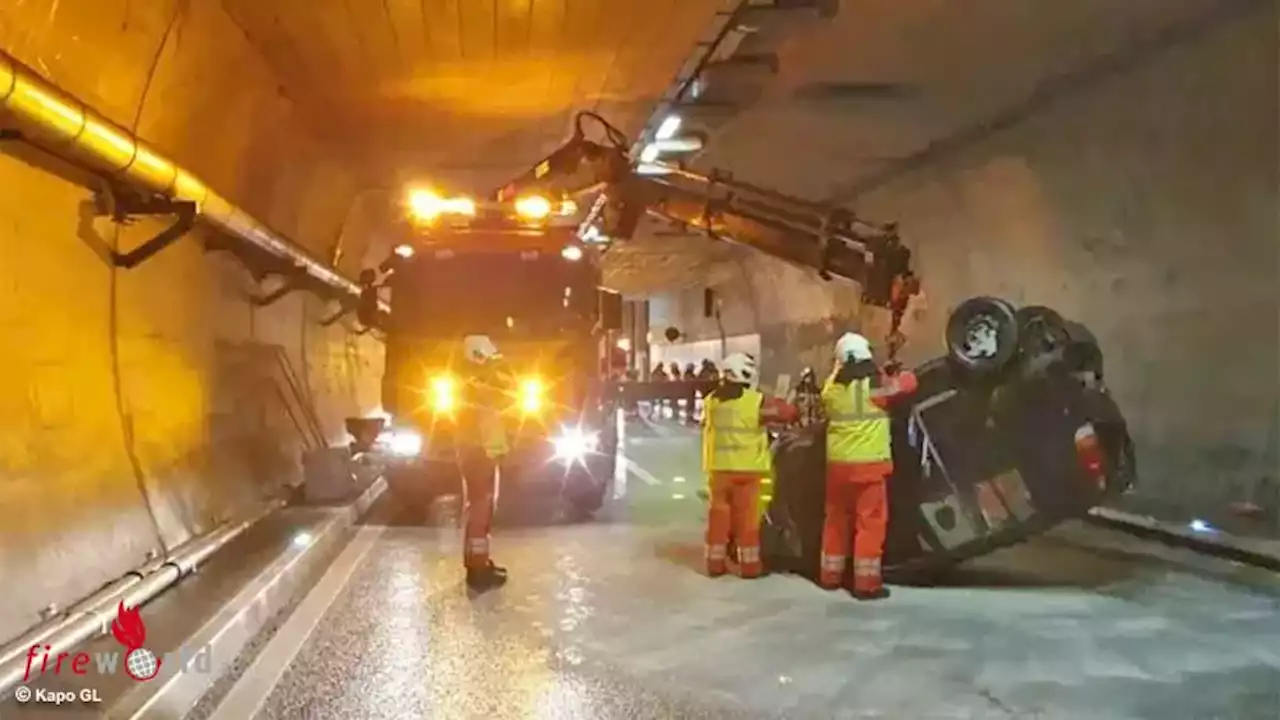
[0,49,375,305]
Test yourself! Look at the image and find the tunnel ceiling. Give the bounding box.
[222,0,723,193]
[602,0,1231,294]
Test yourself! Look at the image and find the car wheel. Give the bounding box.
[945,297,1019,376]
[1015,306,1071,354]
[1061,321,1104,377]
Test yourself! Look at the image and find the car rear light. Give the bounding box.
[1074,423,1106,491]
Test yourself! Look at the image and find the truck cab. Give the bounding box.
[368,191,622,518]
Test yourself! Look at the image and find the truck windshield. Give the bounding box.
[389,248,598,339]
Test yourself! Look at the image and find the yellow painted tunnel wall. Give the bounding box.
[0,2,383,639]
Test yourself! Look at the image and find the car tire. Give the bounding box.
[1014,305,1072,354]
[1061,320,1104,377]
[945,297,1020,376]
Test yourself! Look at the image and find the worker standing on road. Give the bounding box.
[702,353,798,578]
[458,335,510,592]
[819,332,918,600]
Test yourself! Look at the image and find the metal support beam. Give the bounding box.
[97,186,198,269]
[251,282,301,308]
[320,305,352,327]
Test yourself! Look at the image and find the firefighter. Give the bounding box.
[458,335,510,591]
[702,353,798,578]
[819,332,918,600]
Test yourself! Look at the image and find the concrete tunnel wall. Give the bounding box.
[0,2,383,641]
[660,3,1279,525]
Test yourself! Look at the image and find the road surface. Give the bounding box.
[193,420,1280,720]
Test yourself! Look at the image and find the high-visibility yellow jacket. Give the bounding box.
[822,371,904,464]
[459,374,510,459]
[702,389,772,474]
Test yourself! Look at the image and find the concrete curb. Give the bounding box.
[105,476,387,720]
[1086,506,1280,572]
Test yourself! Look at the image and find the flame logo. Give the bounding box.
[111,602,147,651]
[111,602,161,681]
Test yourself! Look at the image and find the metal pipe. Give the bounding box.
[0,50,388,314]
[0,500,282,695]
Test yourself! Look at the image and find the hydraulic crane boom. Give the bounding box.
[495,112,921,357]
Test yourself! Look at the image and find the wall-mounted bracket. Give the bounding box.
[321,303,353,327]
[249,267,310,307]
[96,184,198,269]
[251,281,299,307]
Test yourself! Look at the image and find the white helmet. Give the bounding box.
[834,332,873,363]
[721,353,759,388]
[463,335,502,364]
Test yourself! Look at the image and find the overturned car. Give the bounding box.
[761,298,1137,583]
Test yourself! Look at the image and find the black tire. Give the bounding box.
[945,297,1019,376]
[1061,321,1104,377]
[1015,305,1072,355]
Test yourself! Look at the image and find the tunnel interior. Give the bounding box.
[1,0,1277,651]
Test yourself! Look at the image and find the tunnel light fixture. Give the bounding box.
[639,144,661,163]
[636,163,673,176]
[655,115,682,140]
[393,244,415,258]
[561,245,584,261]
[651,137,704,153]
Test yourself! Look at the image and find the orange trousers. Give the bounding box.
[459,450,499,570]
[819,463,889,591]
[705,471,763,578]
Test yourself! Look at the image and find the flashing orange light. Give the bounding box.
[514,195,553,220]
[407,189,476,222]
[519,376,544,414]
[428,374,456,413]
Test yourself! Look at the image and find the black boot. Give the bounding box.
[852,586,890,601]
[466,561,508,592]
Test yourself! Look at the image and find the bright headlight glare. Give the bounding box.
[520,377,544,413]
[429,375,455,412]
[515,195,552,220]
[386,429,423,457]
[552,426,600,461]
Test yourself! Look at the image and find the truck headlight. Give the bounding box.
[551,426,600,463]
[384,429,423,457]
[429,375,456,413]
[519,376,544,414]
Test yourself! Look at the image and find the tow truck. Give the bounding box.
[489,111,1136,574]
[348,190,624,520]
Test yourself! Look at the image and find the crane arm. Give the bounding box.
[495,113,921,358]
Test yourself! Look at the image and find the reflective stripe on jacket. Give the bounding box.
[702,389,772,474]
[822,376,891,463]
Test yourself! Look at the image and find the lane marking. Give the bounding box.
[623,458,663,486]
[207,525,385,720]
